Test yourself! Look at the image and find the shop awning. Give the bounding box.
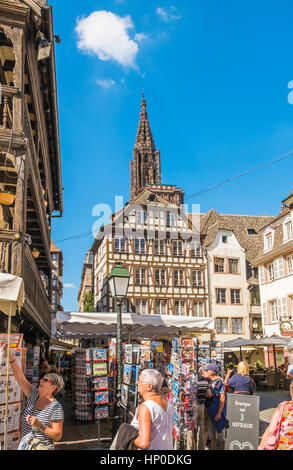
[224,336,293,349]
[55,312,214,339]
[0,273,24,317]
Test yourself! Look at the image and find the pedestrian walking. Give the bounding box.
[259,381,293,450]
[130,369,174,450]
[204,363,226,450]
[224,361,256,395]
[4,344,64,450]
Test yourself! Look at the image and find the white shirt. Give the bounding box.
[131,399,174,450]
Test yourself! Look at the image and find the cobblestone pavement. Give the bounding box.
[55,389,291,450]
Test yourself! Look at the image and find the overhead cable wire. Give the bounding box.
[185,149,293,201]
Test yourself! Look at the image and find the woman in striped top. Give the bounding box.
[4,344,64,450]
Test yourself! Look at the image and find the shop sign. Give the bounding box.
[280,320,293,337]
[225,394,260,451]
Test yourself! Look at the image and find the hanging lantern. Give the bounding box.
[0,192,15,206]
[32,248,40,259]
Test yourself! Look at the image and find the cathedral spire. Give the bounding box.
[134,91,155,151]
[130,93,161,199]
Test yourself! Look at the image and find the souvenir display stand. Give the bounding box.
[0,334,26,450]
[72,342,116,423]
[25,346,40,387]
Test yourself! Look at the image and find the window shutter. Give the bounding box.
[281,297,288,320]
[278,257,284,278]
[259,266,265,284]
[262,303,268,324]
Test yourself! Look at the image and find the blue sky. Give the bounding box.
[50,0,293,311]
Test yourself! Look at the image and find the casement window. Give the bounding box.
[136,299,147,315]
[172,240,183,256]
[155,269,166,286]
[137,211,147,225]
[250,285,260,306]
[192,270,203,287]
[262,303,268,325]
[175,300,186,315]
[174,269,184,287]
[268,258,284,280]
[135,268,147,286]
[155,299,167,315]
[216,318,229,333]
[166,213,176,228]
[232,318,243,334]
[134,238,146,254]
[231,289,241,304]
[228,259,239,274]
[216,288,226,304]
[247,229,257,235]
[51,253,58,261]
[154,239,165,255]
[284,220,293,241]
[190,242,201,258]
[268,263,275,281]
[270,300,278,322]
[264,232,273,251]
[214,257,224,273]
[287,255,293,275]
[222,236,228,244]
[193,301,205,317]
[114,237,126,253]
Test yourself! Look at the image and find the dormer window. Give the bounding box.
[247,228,257,235]
[222,236,228,243]
[147,194,156,202]
[264,232,273,252]
[284,220,293,242]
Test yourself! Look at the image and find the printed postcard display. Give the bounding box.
[72,341,116,421]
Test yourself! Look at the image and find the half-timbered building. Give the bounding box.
[0,0,62,344]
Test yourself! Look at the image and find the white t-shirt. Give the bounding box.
[131,399,174,450]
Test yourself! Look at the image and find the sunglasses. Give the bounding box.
[42,377,53,385]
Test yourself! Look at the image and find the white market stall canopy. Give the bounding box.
[56,312,215,340]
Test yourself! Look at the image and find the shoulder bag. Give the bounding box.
[263,401,288,450]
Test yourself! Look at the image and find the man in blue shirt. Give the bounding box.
[204,363,226,450]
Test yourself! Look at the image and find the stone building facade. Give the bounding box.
[197,210,275,341]
[78,250,94,312]
[253,190,293,337]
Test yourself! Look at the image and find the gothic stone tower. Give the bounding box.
[130,93,184,206]
[130,93,161,200]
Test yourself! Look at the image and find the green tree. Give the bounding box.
[83,291,94,312]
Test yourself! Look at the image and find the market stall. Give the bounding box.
[56,312,217,450]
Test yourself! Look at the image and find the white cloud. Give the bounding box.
[96,79,116,88]
[134,33,148,43]
[63,283,75,289]
[156,6,182,22]
[75,11,139,68]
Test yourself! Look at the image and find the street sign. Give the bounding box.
[225,394,260,450]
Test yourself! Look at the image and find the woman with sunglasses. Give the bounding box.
[4,344,64,450]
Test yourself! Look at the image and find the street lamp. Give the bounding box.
[108,263,130,405]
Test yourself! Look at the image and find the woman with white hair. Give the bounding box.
[131,369,174,450]
[4,344,64,450]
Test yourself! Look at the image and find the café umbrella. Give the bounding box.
[0,273,25,450]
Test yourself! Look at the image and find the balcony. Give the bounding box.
[0,86,25,150]
[23,243,51,337]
